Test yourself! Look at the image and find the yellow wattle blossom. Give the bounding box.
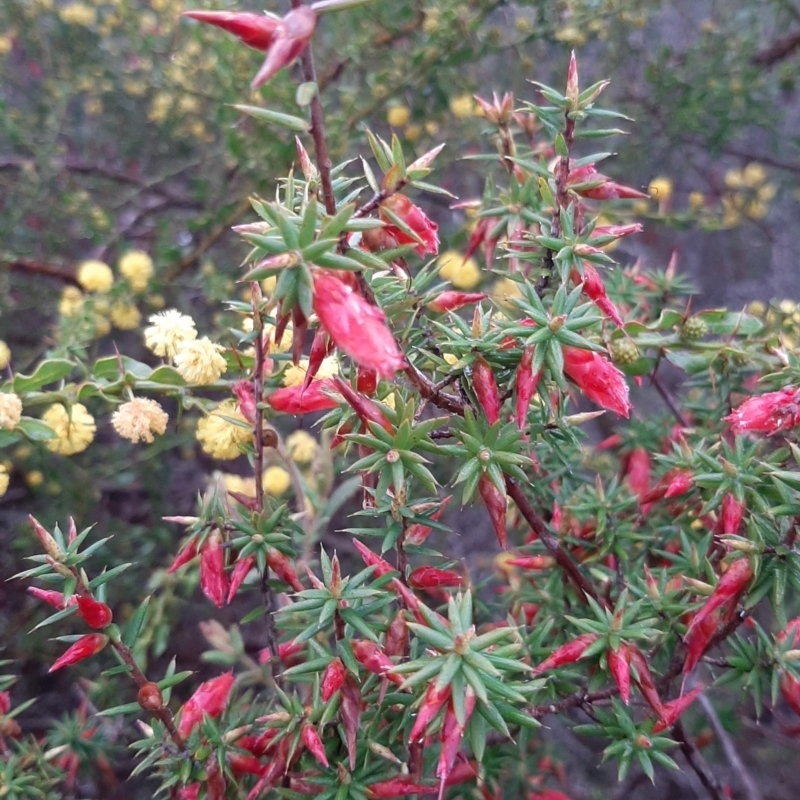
[58,3,96,26]
[77,260,113,293]
[263,465,291,496]
[491,277,523,307]
[261,276,277,295]
[0,340,10,370]
[175,338,227,385]
[110,302,142,330]
[42,403,96,456]
[437,250,482,290]
[26,470,44,488]
[553,25,586,46]
[118,250,154,292]
[387,105,411,128]
[0,35,14,56]
[0,464,8,497]
[144,309,197,358]
[94,312,112,338]
[449,94,476,119]
[648,176,672,204]
[196,401,250,459]
[220,472,255,497]
[286,430,318,464]
[404,124,422,142]
[265,322,293,354]
[688,191,705,211]
[746,300,766,318]
[0,393,23,430]
[59,286,84,317]
[111,398,169,444]
[282,355,338,388]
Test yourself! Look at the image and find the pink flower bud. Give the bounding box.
[232,380,257,425]
[227,555,256,604]
[725,387,800,436]
[380,194,439,257]
[333,376,394,434]
[562,346,631,418]
[177,670,236,737]
[408,566,464,591]
[76,595,113,629]
[301,723,329,768]
[266,549,304,592]
[532,633,598,675]
[351,640,403,685]
[427,291,488,314]
[473,357,501,425]
[321,658,346,703]
[267,379,340,414]
[200,532,229,609]
[49,633,108,673]
[478,475,507,549]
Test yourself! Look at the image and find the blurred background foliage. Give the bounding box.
[1,0,800,787]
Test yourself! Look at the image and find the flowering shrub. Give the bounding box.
[3,3,800,800]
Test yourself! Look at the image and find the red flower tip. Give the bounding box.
[380,194,439,257]
[563,346,632,418]
[427,291,488,314]
[478,474,508,549]
[232,380,257,424]
[321,658,346,703]
[267,379,340,415]
[725,387,800,436]
[313,271,405,378]
[200,532,229,608]
[182,11,280,51]
[177,670,236,738]
[408,566,464,591]
[76,595,113,629]
[49,633,108,673]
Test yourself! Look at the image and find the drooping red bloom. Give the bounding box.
[367,778,438,798]
[567,164,649,201]
[683,608,722,679]
[408,566,464,590]
[340,675,362,770]
[232,380,257,425]
[357,366,379,396]
[436,687,476,799]
[313,271,406,378]
[725,387,800,436]
[167,537,198,573]
[267,379,340,414]
[301,723,329,768]
[76,596,113,629]
[653,687,703,732]
[351,640,404,685]
[183,7,316,90]
[463,215,500,269]
[570,262,624,327]
[200,532,229,609]
[624,447,651,503]
[427,291,488,314]
[49,633,108,673]
[28,586,76,610]
[629,645,664,719]
[266,548,304,592]
[562,346,631,418]
[532,633,598,675]
[304,329,335,390]
[665,470,694,499]
[515,345,540,430]
[384,610,409,658]
[405,496,452,546]
[684,559,753,641]
[333,376,394,434]
[321,658,346,703]
[478,474,508,549]
[719,493,745,537]
[473,357,501,425]
[607,643,632,704]
[227,555,256,604]
[353,538,395,577]
[409,681,451,742]
[177,671,236,738]
[380,194,439,257]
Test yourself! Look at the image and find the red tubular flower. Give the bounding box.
[246,737,291,800]
[409,682,451,742]
[725,387,800,436]
[321,658,346,703]
[232,380,257,425]
[167,537,198,573]
[183,7,316,90]
[76,596,113,629]
[562,346,632,418]
[591,222,643,243]
[570,262,624,327]
[206,756,227,800]
[653,687,703,732]
[625,447,651,503]
[351,640,404,685]
[301,723,329,768]
[408,566,464,591]
[532,633,598,675]
[478,474,508,549]
[332,376,394,434]
[384,610,409,658]
[356,366,379,396]
[463,215,500,269]
[664,470,694,499]
[313,271,405,378]
[628,645,664,718]
[268,379,340,414]
[49,633,108,673]
[427,291,488,314]
[608,643,632,704]
[683,608,721,679]
[719,493,745,536]
[200,532,229,609]
[304,329,334,391]
[367,778,438,799]
[28,586,76,610]
[227,555,256,604]
[684,559,753,642]
[436,687,476,799]
[473,357,501,425]
[515,346,540,430]
[266,548,304,592]
[567,164,649,200]
[340,675,362,770]
[353,538,395,578]
[178,670,236,738]
[405,496,452,546]
[29,515,61,559]
[508,555,554,570]
[379,194,439,257]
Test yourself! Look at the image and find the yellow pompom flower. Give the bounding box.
[437,250,482,290]
[282,355,338,387]
[0,340,10,370]
[59,286,84,317]
[449,94,475,119]
[0,464,8,497]
[220,473,255,496]
[688,191,705,211]
[110,302,142,330]
[0,392,23,430]
[196,401,250,459]
[648,176,672,204]
[76,260,113,293]
[118,251,154,292]
[491,277,523,307]
[387,105,411,128]
[175,338,227,385]
[26,470,44,488]
[263,465,291,496]
[42,403,96,455]
[286,430,318,464]
[144,309,197,358]
[111,398,169,444]
[746,300,766,318]
[59,3,96,26]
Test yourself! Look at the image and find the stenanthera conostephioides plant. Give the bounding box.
[8,3,800,798]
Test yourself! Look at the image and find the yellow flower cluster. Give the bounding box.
[286,430,318,464]
[119,251,154,292]
[77,260,113,293]
[111,302,141,330]
[648,176,673,206]
[59,287,84,317]
[437,250,481,290]
[144,309,197,358]
[0,393,23,430]
[174,338,227,385]
[42,403,96,456]
[0,340,10,370]
[263,465,291,496]
[282,356,338,388]
[491,277,523,307]
[0,464,8,497]
[111,398,169,444]
[196,401,250,459]
[722,163,776,226]
[449,94,476,119]
[59,3,96,26]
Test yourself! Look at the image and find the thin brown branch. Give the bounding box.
[672,720,727,800]
[1,257,79,285]
[651,367,690,427]
[752,29,800,67]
